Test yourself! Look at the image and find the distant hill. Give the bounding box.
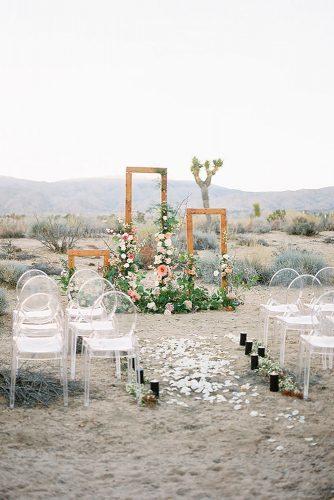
[0,176,333,215]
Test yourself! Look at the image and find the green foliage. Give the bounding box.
[267,209,286,223]
[0,288,7,315]
[0,260,30,287]
[253,203,261,218]
[190,156,223,184]
[287,216,319,236]
[272,248,326,276]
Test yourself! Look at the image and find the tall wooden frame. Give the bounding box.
[125,167,167,224]
[67,249,110,270]
[186,208,227,288]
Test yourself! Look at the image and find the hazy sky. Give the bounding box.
[0,1,333,191]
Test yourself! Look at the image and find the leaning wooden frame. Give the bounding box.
[67,249,110,270]
[186,208,228,288]
[125,167,167,224]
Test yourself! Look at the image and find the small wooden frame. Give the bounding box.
[67,249,110,270]
[125,167,167,224]
[186,208,227,288]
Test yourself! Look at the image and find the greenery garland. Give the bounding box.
[60,204,240,314]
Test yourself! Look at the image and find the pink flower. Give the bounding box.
[127,289,140,302]
[165,302,174,312]
[157,264,169,277]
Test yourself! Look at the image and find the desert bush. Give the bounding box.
[174,230,219,253]
[323,236,334,244]
[228,222,247,235]
[317,212,334,231]
[271,249,326,276]
[196,252,221,284]
[286,216,319,236]
[233,258,271,285]
[32,262,62,276]
[30,216,88,253]
[250,218,272,234]
[0,260,30,286]
[0,288,7,315]
[0,240,34,261]
[0,215,26,238]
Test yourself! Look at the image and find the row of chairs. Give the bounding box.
[261,267,334,398]
[10,269,141,408]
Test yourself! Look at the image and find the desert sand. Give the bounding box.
[0,234,333,499]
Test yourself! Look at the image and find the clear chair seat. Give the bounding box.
[84,335,134,353]
[67,306,103,319]
[261,303,298,314]
[14,334,63,354]
[300,334,334,349]
[276,315,318,326]
[69,320,114,333]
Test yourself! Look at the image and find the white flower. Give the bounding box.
[167,249,173,255]
[128,235,133,241]
[164,309,172,315]
[165,258,171,264]
[147,301,157,311]
[184,300,192,310]
[127,258,133,263]
[121,253,126,259]
[223,254,229,260]
[154,256,162,265]
[165,239,172,247]
[124,263,129,268]
[213,270,219,277]
[162,216,167,221]
[152,287,160,296]
[158,234,165,240]
[120,243,126,251]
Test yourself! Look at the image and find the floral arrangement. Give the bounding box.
[60,205,241,315]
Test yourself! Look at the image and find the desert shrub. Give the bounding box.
[233,258,271,285]
[32,262,62,276]
[323,236,334,244]
[0,288,7,315]
[253,203,261,217]
[317,213,334,231]
[250,218,272,234]
[30,216,88,253]
[267,209,286,223]
[286,216,319,236]
[0,215,26,238]
[174,230,219,253]
[271,249,326,276]
[257,238,269,247]
[0,260,30,286]
[196,252,221,284]
[228,222,246,234]
[0,240,34,261]
[236,236,254,247]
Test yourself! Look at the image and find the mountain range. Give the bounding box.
[0,175,333,215]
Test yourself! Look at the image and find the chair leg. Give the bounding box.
[115,353,121,380]
[298,340,305,382]
[83,345,91,407]
[62,354,68,407]
[263,314,269,346]
[70,330,77,381]
[303,350,312,400]
[133,353,141,404]
[127,357,132,385]
[9,353,18,409]
[280,326,287,367]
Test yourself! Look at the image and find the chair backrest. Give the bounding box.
[19,275,59,305]
[268,268,299,304]
[311,291,334,336]
[16,292,61,329]
[16,269,48,300]
[75,277,114,320]
[314,267,334,290]
[91,291,137,339]
[67,268,100,301]
[287,274,321,307]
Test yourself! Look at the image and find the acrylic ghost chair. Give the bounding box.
[67,268,100,303]
[275,274,322,366]
[68,277,115,380]
[14,275,61,333]
[260,268,299,346]
[314,266,334,293]
[16,269,48,300]
[10,292,68,409]
[298,291,334,399]
[82,291,141,407]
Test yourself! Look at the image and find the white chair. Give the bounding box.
[298,291,334,399]
[314,267,334,291]
[16,269,48,300]
[67,268,100,303]
[260,268,299,346]
[276,274,321,366]
[68,277,114,380]
[82,291,141,407]
[10,292,68,409]
[14,275,61,329]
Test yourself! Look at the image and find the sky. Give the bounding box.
[0,0,333,192]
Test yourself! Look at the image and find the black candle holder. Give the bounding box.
[258,346,265,358]
[245,340,253,355]
[137,368,144,384]
[240,332,247,346]
[150,380,160,398]
[270,372,279,392]
[132,358,136,370]
[251,354,259,370]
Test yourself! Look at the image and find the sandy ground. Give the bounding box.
[0,233,333,499]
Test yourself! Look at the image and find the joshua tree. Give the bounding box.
[190,156,223,223]
[253,202,261,218]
